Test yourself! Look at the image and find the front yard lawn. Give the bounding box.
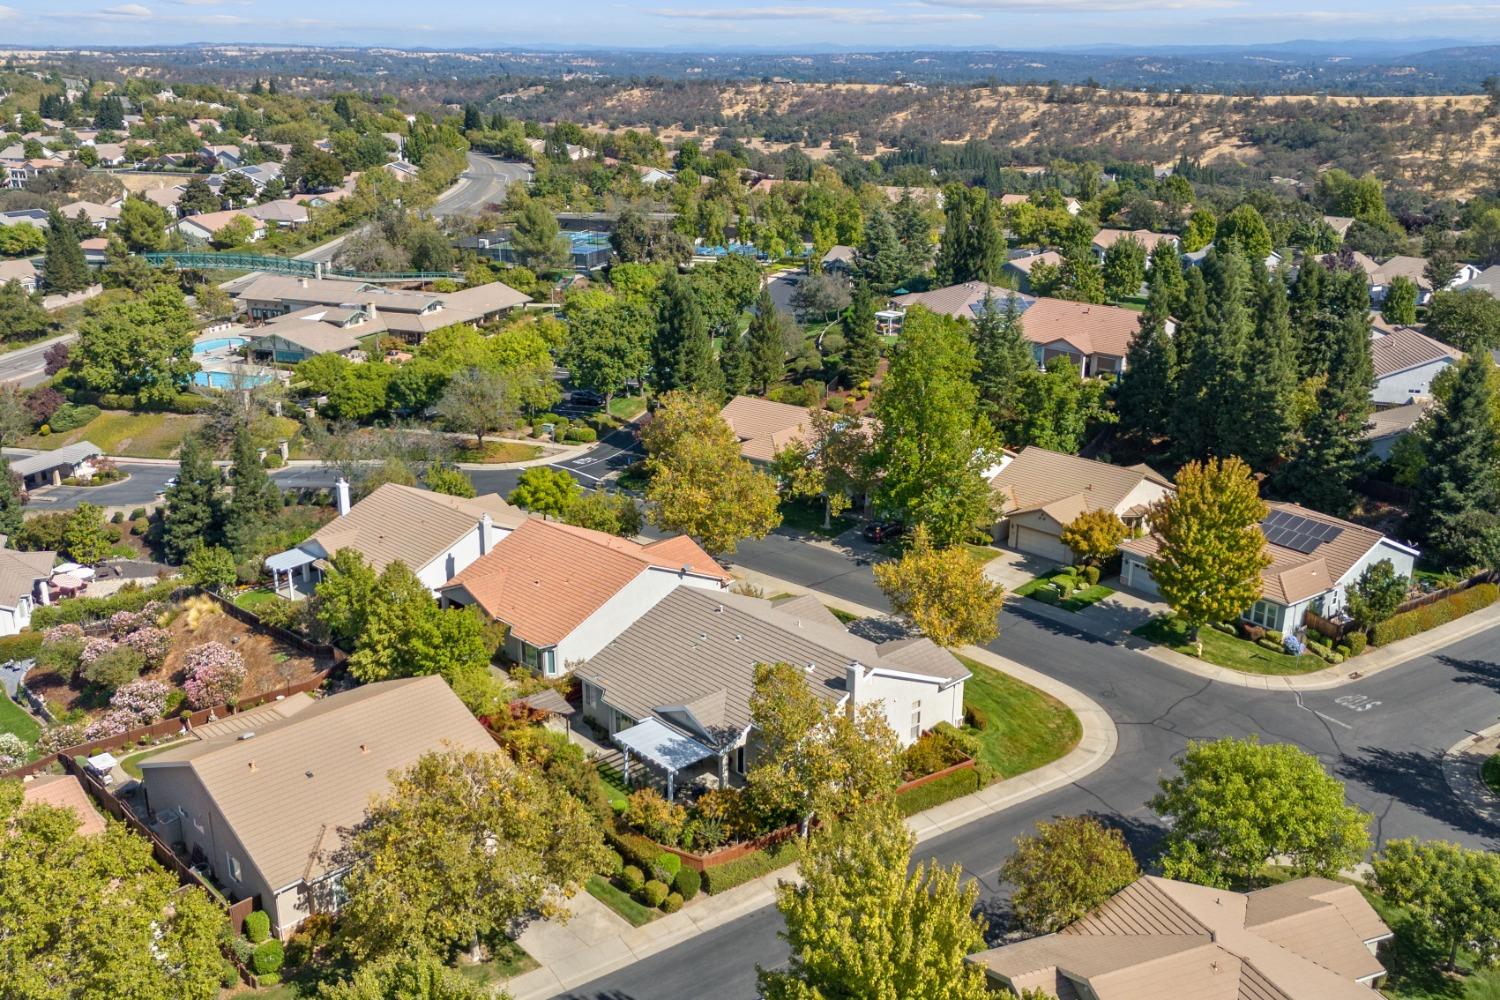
[1014,568,1115,612]
[586,875,660,927]
[777,498,856,539]
[1361,887,1500,999]
[0,689,40,745]
[957,655,1081,779]
[1132,615,1325,676]
[451,440,544,464]
[608,395,647,421]
[963,543,1004,567]
[21,410,205,459]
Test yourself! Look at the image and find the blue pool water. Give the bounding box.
[193,336,249,355]
[194,369,272,389]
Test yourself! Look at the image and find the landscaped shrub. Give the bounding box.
[602,848,624,877]
[964,703,988,730]
[1347,632,1368,656]
[701,840,802,895]
[638,880,669,908]
[110,678,172,724]
[1328,652,1345,664]
[1211,621,1236,636]
[901,722,977,778]
[895,766,983,816]
[0,732,31,770]
[1256,637,1283,652]
[251,939,284,976]
[220,962,239,989]
[32,581,179,629]
[626,787,686,844]
[1282,633,1305,655]
[182,642,246,709]
[661,892,684,914]
[672,867,701,901]
[256,973,281,987]
[1082,565,1101,586]
[1371,584,1500,646]
[47,403,100,433]
[243,910,270,944]
[621,865,645,893]
[1266,630,1283,644]
[81,644,146,692]
[1335,643,1351,657]
[652,851,682,883]
[564,427,597,444]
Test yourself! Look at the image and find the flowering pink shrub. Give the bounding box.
[0,733,29,771]
[110,678,172,724]
[182,642,245,710]
[42,624,84,646]
[120,626,172,666]
[108,604,164,638]
[36,723,87,755]
[78,637,117,668]
[82,709,137,742]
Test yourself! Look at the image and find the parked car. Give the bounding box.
[570,389,605,408]
[861,520,904,543]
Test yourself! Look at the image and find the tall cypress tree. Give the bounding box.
[1414,353,1500,569]
[1170,265,1214,461]
[719,329,750,398]
[1233,276,1300,471]
[223,427,280,557]
[1118,314,1176,446]
[1200,247,1255,459]
[651,272,702,395]
[934,185,971,286]
[161,433,222,564]
[1145,240,1187,322]
[843,282,881,385]
[42,208,90,294]
[1274,311,1374,515]
[972,194,1005,286]
[972,291,1035,440]
[747,284,787,394]
[0,458,22,543]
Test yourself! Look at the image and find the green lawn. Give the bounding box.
[1361,887,1500,999]
[451,440,544,464]
[1014,568,1115,612]
[963,543,1004,567]
[778,498,856,539]
[957,656,1082,780]
[826,606,861,625]
[120,742,185,780]
[1484,754,1500,797]
[22,410,207,459]
[586,875,661,927]
[608,395,647,421]
[1133,616,1325,676]
[597,765,629,813]
[0,689,40,745]
[233,589,283,613]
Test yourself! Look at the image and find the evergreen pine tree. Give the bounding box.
[1117,314,1176,446]
[223,427,281,557]
[842,282,881,386]
[1169,266,1214,461]
[651,272,702,394]
[161,433,222,565]
[1413,353,1500,569]
[1274,311,1374,515]
[1058,245,1106,304]
[0,458,22,543]
[1200,247,1255,458]
[42,208,90,294]
[934,185,971,286]
[971,195,1005,285]
[972,291,1036,439]
[1233,275,1300,471]
[719,330,750,397]
[747,284,787,394]
[1145,241,1187,322]
[857,207,906,291]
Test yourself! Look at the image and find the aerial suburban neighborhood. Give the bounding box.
[1,18,1500,1000]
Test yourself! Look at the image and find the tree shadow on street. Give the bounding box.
[1335,745,1499,843]
[1440,652,1500,696]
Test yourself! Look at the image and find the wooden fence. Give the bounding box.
[1303,569,1498,641]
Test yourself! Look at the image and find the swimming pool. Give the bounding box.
[194,368,273,389]
[193,336,250,355]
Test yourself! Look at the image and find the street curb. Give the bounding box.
[502,571,1119,1000]
[1441,723,1500,829]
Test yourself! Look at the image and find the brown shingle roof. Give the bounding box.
[990,447,1169,518]
[440,519,727,646]
[891,282,1026,320]
[1370,326,1461,379]
[0,547,55,608]
[1019,297,1142,359]
[22,773,107,837]
[141,676,496,889]
[1091,229,1178,253]
[306,483,526,575]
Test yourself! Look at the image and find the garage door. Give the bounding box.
[1012,525,1073,565]
[1121,555,1161,596]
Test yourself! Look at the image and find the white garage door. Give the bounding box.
[1121,555,1161,596]
[1012,525,1073,565]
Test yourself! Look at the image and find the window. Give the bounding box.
[735,746,746,775]
[521,643,540,670]
[542,649,557,677]
[226,854,242,882]
[583,683,599,708]
[910,699,923,741]
[1247,600,1279,629]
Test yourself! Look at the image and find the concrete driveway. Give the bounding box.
[985,546,1061,592]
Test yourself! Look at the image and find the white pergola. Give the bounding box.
[613,719,715,802]
[265,547,317,599]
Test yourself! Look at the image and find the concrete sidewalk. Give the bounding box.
[501,571,1118,1000]
[1442,721,1500,829]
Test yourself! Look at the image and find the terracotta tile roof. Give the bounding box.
[970,875,1389,1000]
[306,483,526,575]
[22,773,107,837]
[141,676,496,891]
[439,519,727,647]
[1370,326,1461,379]
[1018,297,1143,359]
[990,447,1170,519]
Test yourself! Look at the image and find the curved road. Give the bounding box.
[557,537,1500,1000]
[435,153,532,218]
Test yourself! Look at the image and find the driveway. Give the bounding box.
[23,463,177,511]
[985,546,1057,591]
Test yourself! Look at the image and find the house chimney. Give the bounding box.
[846,661,864,702]
[478,512,493,554]
[335,477,351,516]
[35,580,49,606]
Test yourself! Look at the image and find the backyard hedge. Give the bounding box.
[700,839,802,896]
[31,581,181,629]
[243,910,270,944]
[672,866,701,901]
[251,939,284,976]
[895,767,983,817]
[1371,584,1499,647]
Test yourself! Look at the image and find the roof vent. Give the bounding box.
[359,743,369,754]
[806,661,816,672]
[305,770,314,779]
[238,731,256,741]
[734,634,743,642]
[714,604,723,613]
[699,633,707,642]
[247,760,255,771]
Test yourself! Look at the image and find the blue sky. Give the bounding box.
[2,0,1498,50]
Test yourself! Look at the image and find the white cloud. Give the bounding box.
[925,0,1242,10]
[101,3,153,14]
[650,4,982,22]
[0,4,19,16]
[168,0,252,5]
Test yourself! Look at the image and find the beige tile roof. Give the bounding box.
[1003,251,1063,275]
[439,519,727,647]
[991,447,1169,519]
[22,773,107,837]
[1323,215,1356,237]
[891,282,1026,321]
[971,876,1388,1000]
[0,547,55,608]
[1019,297,1142,359]
[176,209,265,235]
[58,200,120,224]
[1091,229,1178,253]
[1365,401,1431,441]
[306,483,526,575]
[1370,326,1461,379]
[1121,501,1392,605]
[719,395,815,462]
[1371,255,1433,291]
[245,199,310,225]
[0,259,36,285]
[141,676,497,890]
[260,307,375,354]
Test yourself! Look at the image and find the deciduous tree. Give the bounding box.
[314,548,381,647]
[1382,276,1419,326]
[1001,816,1140,934]
[1346,558,1410,627]
[874,524,1003,647]
[435,367,518,448]
[1370,838,1500,972]
[347,562,492,689]
[1102,235,1147,302]
[1060,508,1128,567]
[772,408,868,529]
[508,466,582,520]
[315,949,495,1000]
[1012,355,1112,454]
[72,283,197,405]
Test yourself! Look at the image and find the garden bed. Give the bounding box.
[1132,616,1325,676]
[450,440,544,464]
[1014,568,1115,612]
[586,875,660,926]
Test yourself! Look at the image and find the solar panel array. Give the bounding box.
[1260,509,1344,554]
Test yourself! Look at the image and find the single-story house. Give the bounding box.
[719,394,819,464]
[58,200,121,230]
[968,875,1392,999]
[1456,264,1500,299]
[90,143,126,167]
[138,187,183,217]
[889,282,1035,326]
[11,441,102,490]
[1002,251,1063,293]
[266,481,527,597]
[78,237,109,267]
[1365,401,1430,461]
[200,144,241,169]
[1089,228,1179,262]
[0,207,50,229]
[1122,501,1419,634]
[989,447,1174,562]
[1323,215,1356,240]
[1369,325,1462,406]
[819,245,856,275]
[245,199,310,229]
[1342,252,1481,306]
[0,541,57,636]
[21,773,107,836]
[635,165,674,186]
[440,519,730,677]
[1183,243,1283,272]
[1015,297,1155,377]
[141,675,496,939]
[580,588,970,796]
[382,160,421,183]
[249,306,377,363]
[172,209,267,244]
[0,258,38,292]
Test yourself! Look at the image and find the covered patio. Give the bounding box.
[265,548,319,599]
[613,719,723,803]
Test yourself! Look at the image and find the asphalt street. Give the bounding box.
[18,461,177,510]
[435,153,532,218]
[0,333,73,388]
[557,540,1500,1000]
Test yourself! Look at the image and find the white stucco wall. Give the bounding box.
[1116,479,1174,519]
[1322,539,1419,617]
[1373,359,1455,406]
[554,568,726,670]
[415,521,512,594]
[849,666,965,747]
[0,600,29,637]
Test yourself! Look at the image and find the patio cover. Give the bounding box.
[265,548,317,573]
[614,719,713,772]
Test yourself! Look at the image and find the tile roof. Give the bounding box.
[585,588,967,748]
[0,259,36,284]
[1003,251,1063,275]
[439,519,727,647]
[1364,401,1430,441]
[1018,297,1143,359]
[305,483,526,575]
[1091,229,1178,253]
[0,547,55,608]
[176,209,265,235]
[719,395,816,462]
[141,676,496,890]
[1458,265,1500,298]
[22,773,107,837]
[11,441,102,476]
[1323,215,1356,237]
[245,199,310,225]
[970,875,1389,1000]
[1370,326,1462,379]
[990,447,1170,518]
[1371,254,1433,290]
[1122,500,1395,605]
[258,309,369,354]
[891,282,1034,321]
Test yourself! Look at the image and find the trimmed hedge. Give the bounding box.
[895,767,983,817]
[606,827,662,874]
[639,879,669,908]
[243,910,270,944]
[662,892,684,913]
[701,839,802,896]
[1347,632,1368,656]
[672,866,701,901]
[251,939,284,976]
[1371,584,1499,647]
[621,865,645,893]
[652,851,681,883]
